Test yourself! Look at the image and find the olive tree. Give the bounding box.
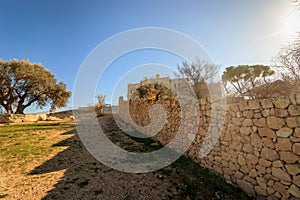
[222,65,275,99]
[0,59,71,114]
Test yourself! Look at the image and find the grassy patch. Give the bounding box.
[0,122,74,170]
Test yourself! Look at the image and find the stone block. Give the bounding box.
[285,164,300,176]
[237,179,255,197]
[242,119,253,127]
[238,154,246,166]
[275,138,292,151]
[243,144,253,153]
[272,167,292,183]
[254,118,266,127]
[273,182,290,199]
[289,105,300,116]
[274,108,288,117]
[259,158,272,167]
[243,110,254,118]
[267,116,285,130]
[239,100,248,111]
[248,99,260,110]
[258,127,276,139]
[276,127,293,137]
[288,185,300,198]
[273,97,290,109]
[261,99,273,109]
[293,143,300,155]
[273,160,284,168]
[262,137,275,149]
[246,154,259,165]
[286,117,300,128]
[280,151,299,164]
[294,175,300,186]
[250,133,262,149]
[240,126,252,135]
[261,148,279,161]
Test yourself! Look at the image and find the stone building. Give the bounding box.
[127,74,184,100]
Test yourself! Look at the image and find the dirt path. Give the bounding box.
[1,115,251,200]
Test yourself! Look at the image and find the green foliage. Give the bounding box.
[222,65,275,99]
[135,83,173,100]
[0,59,71,114]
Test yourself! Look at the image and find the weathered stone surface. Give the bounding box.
[240,126,252,135]
[259,158,271,167]
[240,165,249,174]
[293,143,300,155]
[267,187,275,195]
[261,99,273,109]
[273,182,290,199]
[289,94,297,105]
[261,148,279,161]
[275,138,292,151]
[294,175,300,186]
[229,162,240,171]
[296,94,300,105]
[223,130,232,141]
[288,185,300,198]
[249,169,257,178]
[212,165,223,175]
[285,164,300,176]
[286,117,300,128]
[253,113,262,119]
[221,152,231,161]
[274,108,289,117]
[254,118,266,127]
[242,119,253,127]
[261,109,270,117]
[267,116,285,130]
[276,127,293,138]
[239,100,248,111]
[289,105,300,116]
[230,104,239,112]
[280,151,299,164]
[258,127,276,139]
[273,168,292,183]
[243,110,254,118]
[262,137,275,149]
[246,154,258,165]
[243,144,253,153]
[268,180,275,187]
[232,117,241,126]
[256,165,266,174]
[248,100,260,110]
[273,97,290,109]
[250,133,262,149]
[237,179,255,197]
[238,154,246,166]
[254,186,267,196]
[295,128,300,138]
[273,160,284,168]
[257,177,267,188]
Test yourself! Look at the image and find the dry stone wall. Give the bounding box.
[118,94,300,199]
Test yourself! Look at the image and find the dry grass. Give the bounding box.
[0,117,251,200]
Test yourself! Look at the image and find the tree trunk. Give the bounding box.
[15,105,25,114]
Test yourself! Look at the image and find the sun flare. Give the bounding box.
[283,10,300,37]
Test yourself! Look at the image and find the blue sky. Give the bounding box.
[0,0,299,112]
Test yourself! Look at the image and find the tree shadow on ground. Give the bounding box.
[29,115,251,200]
